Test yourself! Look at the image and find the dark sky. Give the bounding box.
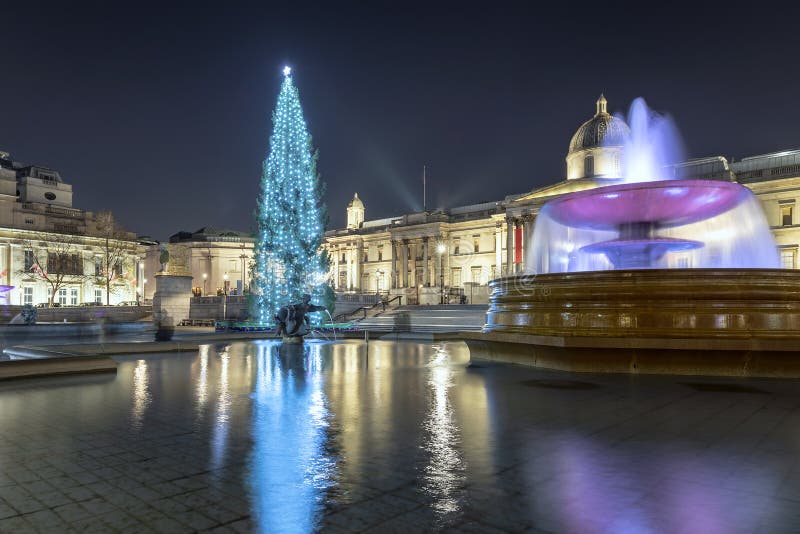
[3,2,799,239]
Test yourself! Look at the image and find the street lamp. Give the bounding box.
[436,243,446,305]
[202,273,207,296]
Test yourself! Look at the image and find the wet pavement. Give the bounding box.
[1,340,800,532]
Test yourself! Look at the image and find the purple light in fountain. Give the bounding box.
[526,98,780,273]
[619,98,685,183]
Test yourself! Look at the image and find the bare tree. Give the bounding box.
[94,211,137,305]
[19,236,89,307]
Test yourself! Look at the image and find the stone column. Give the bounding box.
[354,242,361,292]
[495,223,503,279]
[400,239,409,288]
[505,217,514,276]
[346,245,352,290]
[422,237,429,286]
[391,240,397,289]
[522,214,534,272]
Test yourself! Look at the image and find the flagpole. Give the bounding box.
[423,165,427,212]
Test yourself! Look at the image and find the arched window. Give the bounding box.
[584,155,594,177]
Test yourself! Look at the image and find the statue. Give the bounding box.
[20,305,37,325]
[159,244,170,272]
[274,294,326,342]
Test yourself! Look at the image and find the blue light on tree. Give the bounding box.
[252,67,333,325]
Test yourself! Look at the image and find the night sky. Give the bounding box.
[3,3,799,240]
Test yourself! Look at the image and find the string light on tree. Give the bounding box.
[251,66,334,325]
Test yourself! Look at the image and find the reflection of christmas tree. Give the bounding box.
[252,67,333,325]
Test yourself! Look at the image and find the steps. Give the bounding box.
[356,305,486,333]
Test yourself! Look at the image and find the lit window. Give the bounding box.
[451,267,462,286]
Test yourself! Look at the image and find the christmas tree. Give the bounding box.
[252,66,333,325]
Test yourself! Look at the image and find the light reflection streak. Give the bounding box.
[421,345,465,521]
[211,346,230,470]
[131,359,150,430]
[248,341,336,533]
[195,345,209,419]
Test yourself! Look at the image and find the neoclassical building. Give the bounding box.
[324,96,800,304]
[141,227,254,301]
[0,150,142,306]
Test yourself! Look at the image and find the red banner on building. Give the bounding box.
[514,226,523,264]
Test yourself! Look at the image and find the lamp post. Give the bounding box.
[239,245,247,294]
[223,273,229,320]
[437,243,446,305]
[202,273,207,296]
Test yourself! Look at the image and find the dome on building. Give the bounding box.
[568,95,630,154]
[347,193,364,209]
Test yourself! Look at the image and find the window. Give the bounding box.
[471,266,483,284]
[453,238,460,255]
[341,253,346,263]
[473,235,480,253]
[676,256,690,269]
[584,155,594,177]
[70,288,78,306]
[95,257,103,276]
[48,253,82,275]
[94,289,103,304]
[378,245,383,261]
[491,265,497,280]
[113,262,123,278]
[451,267,462,287]
[781,249,796,269]
[58,288,68,305]
[781,205,793,226]
[24,250,35,271]
[25,218,34,225]
[364,251,368,263]
[614,153,621,173]
[23,287,33,305]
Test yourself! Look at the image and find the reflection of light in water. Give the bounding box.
[249,342,336,533]
[131,359,150,430]
[422,345,465,520]
[211,347,230,470]
[542,436,777,533]
[195,345,209,418]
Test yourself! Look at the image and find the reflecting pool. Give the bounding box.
[1,340,800,532]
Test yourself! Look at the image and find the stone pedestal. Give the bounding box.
[152,274,193,339]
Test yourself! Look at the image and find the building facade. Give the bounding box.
[142,227,254,302]
[324,96,800,304]
[0,151,142,306]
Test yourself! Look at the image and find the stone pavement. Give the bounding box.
[1,340,800,532]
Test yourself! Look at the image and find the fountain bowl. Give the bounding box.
[462,269,800,378]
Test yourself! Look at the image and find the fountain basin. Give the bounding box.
[546,179,747,229]
[463,269,800,377]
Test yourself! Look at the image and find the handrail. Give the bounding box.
[333,295,403,322]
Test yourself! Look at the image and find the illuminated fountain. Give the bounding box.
[467,98,800,377]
